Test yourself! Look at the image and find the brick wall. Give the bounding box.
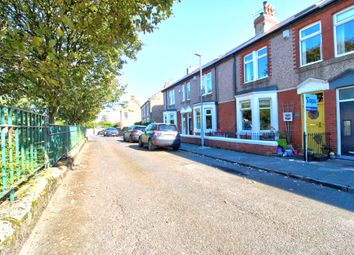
[181,136,277,156]
[217,101,236,137]
[239,40,270,85]
[292,0,354,69]
[278,89,303,150]
[181,136,200,145]
[324,90,337,153]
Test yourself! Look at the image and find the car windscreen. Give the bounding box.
[158,124,177,131]
[107,128,117,131]
[133,126,145,131]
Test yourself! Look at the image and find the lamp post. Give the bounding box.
[195,53,204,147]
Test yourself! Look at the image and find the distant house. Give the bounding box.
[120,95,141,127]
[162,0,354,157]
[141,91,164,123]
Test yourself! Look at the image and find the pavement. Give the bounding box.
[181,143,354,193]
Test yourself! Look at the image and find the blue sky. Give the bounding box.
[120,0,316,104]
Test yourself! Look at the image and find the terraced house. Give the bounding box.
[162,0,354,158]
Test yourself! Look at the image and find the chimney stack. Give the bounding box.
[254,1,278,36]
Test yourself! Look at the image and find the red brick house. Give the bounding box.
[162,0,354,157]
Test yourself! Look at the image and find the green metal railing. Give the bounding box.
[0,105,86,201]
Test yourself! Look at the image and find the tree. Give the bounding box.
[0,0,175,123]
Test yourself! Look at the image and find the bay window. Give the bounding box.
[244,46,268,83]
[193,103,216,133]
[195,108,201,130]
[334,6,354,57]
[300,22,322,66]
[259,99,271,130]
[240,101,252,130]
[163,111,176,125]
[236,92,278,137]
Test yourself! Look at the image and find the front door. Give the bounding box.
[305,93,325,134]
[340,101,354,156]
[302,93,326,154]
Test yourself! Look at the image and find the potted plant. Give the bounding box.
[329,151,336,160]
[307,148,314,161]
[321,144,330,156]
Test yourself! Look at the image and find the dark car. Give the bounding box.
[123,125,146,142]
[104,127,119,137]
[138,123,180,151]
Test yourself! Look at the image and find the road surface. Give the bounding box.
[20,136,354,254]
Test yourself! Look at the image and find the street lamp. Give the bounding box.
[195,53,204,147]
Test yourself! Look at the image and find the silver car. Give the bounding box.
[138,123,180,151]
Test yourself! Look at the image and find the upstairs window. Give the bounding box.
[244,46,268,83]
[168,90,175,105]
[181,84,185,102]
[300,22,322,66]
[334,6,354,57]
[201,72,212,95]
[186,82,191,100]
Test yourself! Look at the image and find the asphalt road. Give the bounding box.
[20,136,354,255]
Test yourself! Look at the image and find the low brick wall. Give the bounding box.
[181,136,277,156]
[181,136,200,146]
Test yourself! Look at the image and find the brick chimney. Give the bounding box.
[254,1,278,35]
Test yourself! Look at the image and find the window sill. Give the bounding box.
[243,77,270,86]
[299,59,323,69]
[335,50,354,59]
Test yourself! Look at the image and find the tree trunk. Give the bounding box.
[49,106,58,124]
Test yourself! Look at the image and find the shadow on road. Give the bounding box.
[118,139,354,213]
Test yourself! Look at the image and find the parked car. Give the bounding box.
[138,123,180,151]
[104,127,119,137]
[121,127,129,136]
[123,125,146,142]
[97,129,106,136]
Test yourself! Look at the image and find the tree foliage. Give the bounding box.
[0,0,175,124]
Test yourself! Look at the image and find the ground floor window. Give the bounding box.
[193,103,217,133]
[240,100,252,130]
[163,111,177,125]
[259,99,271,130]
[236,92,278,136]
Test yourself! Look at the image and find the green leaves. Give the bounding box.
[0,0,176,124]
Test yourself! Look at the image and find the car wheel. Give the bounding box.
[148,139,155,151]
[138,138,144,147]
[129,135,133,143]
[123,135,126,142]
[172,145,180,151]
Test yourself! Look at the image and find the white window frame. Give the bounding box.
[333,5,354,58]
[240,100,252,131]
[163,111,176,124]
[244,46,268,83]
[201,72,212,95]
[236,91,278,135]
[186,82,191,100]
[193,102,217,133]
[299,21,323,67]
[168,89,175,105]
[181,84,185,102]
[258,98,272,131]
